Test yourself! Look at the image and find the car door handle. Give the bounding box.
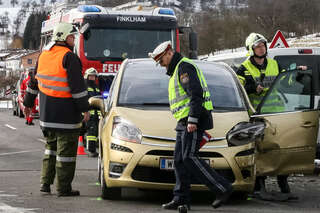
[301,122,316,128]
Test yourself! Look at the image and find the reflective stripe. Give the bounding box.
[56,156,76,162]
[188,117,198,123]
[44,149,56,156]
[171,103,189,114]
[72,90,88,99]
[169,94,188,105]
[40,121,82,129]
[26,87,39,95]
[86,136,97,141]
[36,74,68,82]
[38,80,71,92]
[190,131,226,193]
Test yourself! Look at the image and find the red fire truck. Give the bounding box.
[40,2,196,77]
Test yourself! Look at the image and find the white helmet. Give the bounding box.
[148,41,172,64]
[84,67,98,79]
[52,22,77,42]
[245,33,268,56]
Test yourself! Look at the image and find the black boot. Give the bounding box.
[277,175,290,193]
[57,190,80,197]
[212,187,233,209]
[178,205,188,213]
[88,152,98,157]
[162,200,190,210]
[40,184,51,194]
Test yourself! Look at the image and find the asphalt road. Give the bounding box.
[0,109,320,213]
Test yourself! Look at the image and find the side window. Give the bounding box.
[104,72,118,112]
[258,69,314,114]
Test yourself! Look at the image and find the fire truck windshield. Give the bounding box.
[83,28,173,60]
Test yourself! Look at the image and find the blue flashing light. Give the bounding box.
[158,8,175,16]
[102,91,109,99]
[78,5,101,13]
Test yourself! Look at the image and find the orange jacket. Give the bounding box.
[36,46,72,98]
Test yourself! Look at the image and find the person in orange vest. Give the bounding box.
[21,68,36,125]
[23,22,90,197]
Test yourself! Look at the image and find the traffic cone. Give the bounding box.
[77,136,87,155]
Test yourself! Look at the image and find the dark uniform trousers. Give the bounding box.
[86,114,99,153]
[41,130,79,192]
[173,129,232,204]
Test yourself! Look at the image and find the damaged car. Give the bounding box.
[89,58,318,200]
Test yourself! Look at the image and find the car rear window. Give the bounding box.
[274,55,316,72]
[118,61,245,111]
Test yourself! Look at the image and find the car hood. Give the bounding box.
[115,107,250,141]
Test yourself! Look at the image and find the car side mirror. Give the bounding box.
[226,121,265,146]
[89,96,105,117]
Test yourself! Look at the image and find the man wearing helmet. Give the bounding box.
[84,67,100,157]
[236,33,290,197]
[149,41,233,212]
[23,22,90,197]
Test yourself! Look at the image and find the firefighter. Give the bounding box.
[23,22,90,197]
[149,41,233,212]
[236,32,290,195]
[84,67,100,157]
[21,68,36,125]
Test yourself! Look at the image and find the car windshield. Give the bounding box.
[83,28,173,60]
[118,60,245,111]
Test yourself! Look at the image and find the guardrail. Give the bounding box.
[0,100,12,109]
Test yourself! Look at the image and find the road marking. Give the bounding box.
[0,202,38,212]
[0,194,17,197]
[0,149,41,156]
[4,124,16,130]
[37,138,46,144]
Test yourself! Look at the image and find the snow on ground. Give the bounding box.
[200,32,320,61]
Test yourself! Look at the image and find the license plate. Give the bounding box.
[160,158,210,170]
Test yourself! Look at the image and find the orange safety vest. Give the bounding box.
[36,46,72,98]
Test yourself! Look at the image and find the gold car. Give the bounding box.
[90,58,318,199]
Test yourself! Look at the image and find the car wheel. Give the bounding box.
[233,191,248,200]
[100,156,121,200]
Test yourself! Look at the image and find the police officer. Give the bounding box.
[149,41,233,211]
[23,22,90,197]
[236,32,290,195]
[84,67,100,157]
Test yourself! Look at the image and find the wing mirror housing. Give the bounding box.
[226,121,265,146]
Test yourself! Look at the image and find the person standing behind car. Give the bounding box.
[21,68,36,125]
[23,22,90,197]
[236,32,290,195]
[149,41,233,211]
[84,67,101,157]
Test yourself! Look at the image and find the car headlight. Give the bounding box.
[112,116,142,143]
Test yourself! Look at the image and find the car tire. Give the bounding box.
[233,191,248,200]
[100,156,121,200]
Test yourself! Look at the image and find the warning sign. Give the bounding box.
[269,30,289,49]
